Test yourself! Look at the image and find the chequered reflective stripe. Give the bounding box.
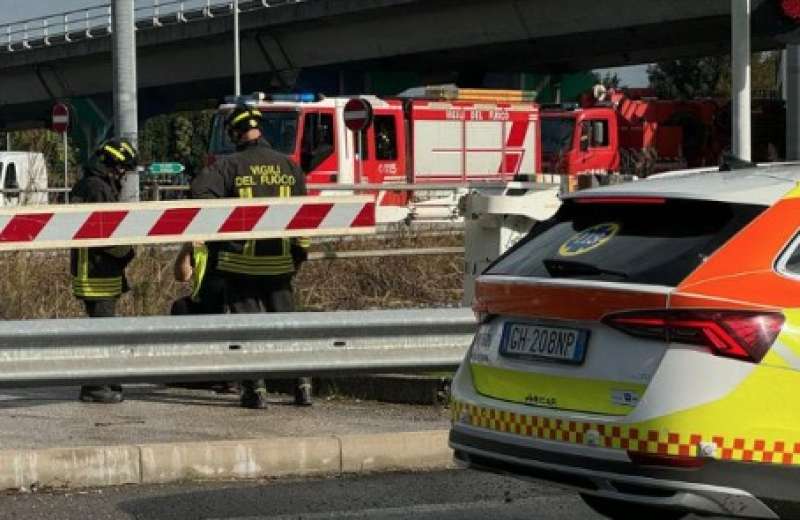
[451,401,800,465]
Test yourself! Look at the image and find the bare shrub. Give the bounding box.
[0,229,463,320]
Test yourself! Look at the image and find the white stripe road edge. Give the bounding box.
[209,496,579,520]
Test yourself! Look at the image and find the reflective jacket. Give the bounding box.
[190,140,309,277]
[69,160,134,300]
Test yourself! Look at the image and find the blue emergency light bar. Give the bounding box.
[223,92,322,105]
[270,93,317,102]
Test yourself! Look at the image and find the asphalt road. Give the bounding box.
[0,469,605,520]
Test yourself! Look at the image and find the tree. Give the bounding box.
[5,129,80,188]
[647,56,727,99]
[591,71,622,89]
[648,52,780,100]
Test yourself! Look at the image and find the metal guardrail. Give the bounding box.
[1,0,306,54]
[308,246,463,260]
[0,308,475,387]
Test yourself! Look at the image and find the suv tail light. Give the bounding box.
[603,310,784,363]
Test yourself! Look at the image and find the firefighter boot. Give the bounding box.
[79,385,124,404]
[240,379,268,409]
[294,377,313,406]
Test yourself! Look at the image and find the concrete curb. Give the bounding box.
[0,430,454,491]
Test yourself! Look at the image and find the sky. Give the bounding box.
[595,65,650,88]
[1,0,99,24]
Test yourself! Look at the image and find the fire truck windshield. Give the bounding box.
[209,110,299,156]
[541,117,576,154]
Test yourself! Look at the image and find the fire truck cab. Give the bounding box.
[209,94,407,187]
[209,89,542,222]
[541,89,720,177]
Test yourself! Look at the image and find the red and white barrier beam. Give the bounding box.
[0,196,376,251]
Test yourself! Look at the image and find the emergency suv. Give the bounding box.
[450,164,800,519]
[208,89,542,222]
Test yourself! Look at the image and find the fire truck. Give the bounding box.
[208,88,542,222]
[541,88,724,177]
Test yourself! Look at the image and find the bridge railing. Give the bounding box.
[1,0,304,54]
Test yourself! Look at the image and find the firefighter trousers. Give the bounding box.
[225,276,311,395]
[83,298,117,318]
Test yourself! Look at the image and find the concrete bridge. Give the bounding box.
[1,0,798,131]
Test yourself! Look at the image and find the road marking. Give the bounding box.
[211,496,578,520]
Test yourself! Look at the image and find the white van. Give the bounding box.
[0,152,49,206]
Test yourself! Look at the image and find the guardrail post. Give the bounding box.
[152,0,163,27]
[4,26,12,52]
[64,14,72,42]
[177,2,188,23]
[204,0,215,17]
[43,19,50,46]
[22,22,30,49]
[85,10,93,38]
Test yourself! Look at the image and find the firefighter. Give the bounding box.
[191,105,312,409]
[170,241,239,394]
[171,242,225,316]
[71,138,137,404]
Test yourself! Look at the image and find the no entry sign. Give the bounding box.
[343,98,373,132]
[52,103,70,134]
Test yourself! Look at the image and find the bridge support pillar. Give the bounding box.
[112,0,139,201]
[732,0,752,162]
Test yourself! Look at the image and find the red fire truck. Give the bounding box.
[541,88,723,177]
[208,89,542,222]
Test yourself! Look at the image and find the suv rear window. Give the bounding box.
[486,198,765,286]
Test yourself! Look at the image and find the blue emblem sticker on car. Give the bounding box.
[558,222,620,257]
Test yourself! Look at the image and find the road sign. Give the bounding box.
[51,103,70,134]
[148,162,185,175]
[344,98,373,132]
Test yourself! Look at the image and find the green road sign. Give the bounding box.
[148,162,185,175]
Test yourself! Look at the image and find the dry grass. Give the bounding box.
[0,228,463,320]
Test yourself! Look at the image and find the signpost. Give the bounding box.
[148,162,185,175]
[52,103,70,202]
[344,98,373,184]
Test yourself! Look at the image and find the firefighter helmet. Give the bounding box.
[96,138,138,170]
[225,105,263,139]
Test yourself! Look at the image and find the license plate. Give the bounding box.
[500,323,589,364]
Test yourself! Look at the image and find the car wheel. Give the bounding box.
[580,494,689,520]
